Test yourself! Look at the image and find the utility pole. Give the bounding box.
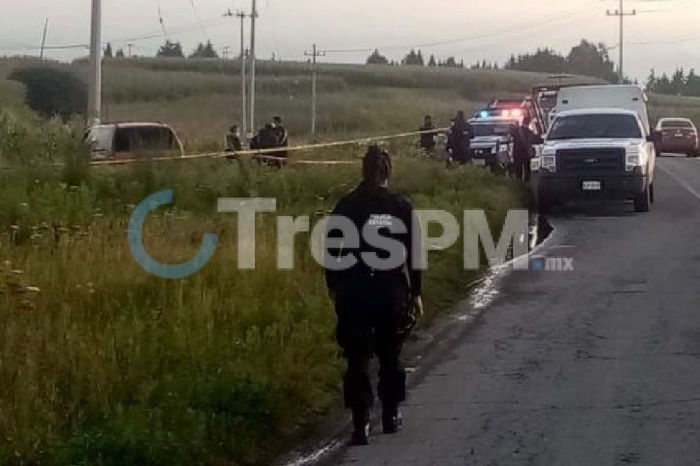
[39,18,48,60]
[224,8,250,138]
[249,0,258,134]
[304,44,326,135]
[88,0,102,126]
[607,0,636,84]
[127,43,133,58]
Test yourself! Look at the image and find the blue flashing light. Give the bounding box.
[479,111,490,118]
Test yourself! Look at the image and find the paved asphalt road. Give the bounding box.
[338,156,700,466]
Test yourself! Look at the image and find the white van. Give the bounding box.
[555,85,651,134]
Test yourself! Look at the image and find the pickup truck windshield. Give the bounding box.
[549,114,642,140]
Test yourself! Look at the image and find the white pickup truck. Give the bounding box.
[532,85,660,213]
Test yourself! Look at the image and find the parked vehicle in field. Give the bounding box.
[654,118,699,157]
[85,122,184,161]
[467,116,516,174]
[533,108,658,213]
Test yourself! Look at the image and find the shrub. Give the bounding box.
[8,66,87,119]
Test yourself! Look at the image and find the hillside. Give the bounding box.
[1,57,604,149]
[3,57,700,150]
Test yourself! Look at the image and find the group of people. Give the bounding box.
[225,115,289,166]
[418,110,542,182]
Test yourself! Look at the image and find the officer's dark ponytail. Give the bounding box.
[361,145,392,189]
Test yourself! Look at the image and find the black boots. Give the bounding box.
[351,408,370,446]
[351,406,403,445]
[382,405,403,434]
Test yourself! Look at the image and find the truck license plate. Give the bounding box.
[582,181,601,191]
[472,159,486,166]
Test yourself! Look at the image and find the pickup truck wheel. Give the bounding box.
[634,185,651,213]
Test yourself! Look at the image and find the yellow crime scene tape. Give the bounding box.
[0,127,450,171]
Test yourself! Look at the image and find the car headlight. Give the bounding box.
[541,155,557,173]
[625,146,645,171]
[498,143,509,153]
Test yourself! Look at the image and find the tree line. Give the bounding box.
[504,40,619,83]
[102,40,221,59]
[647,69,700,97]
[366,49,467,68]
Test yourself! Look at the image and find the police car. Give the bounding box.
[468,112,518,174]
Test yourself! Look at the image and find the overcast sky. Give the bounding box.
[2,0,699,81]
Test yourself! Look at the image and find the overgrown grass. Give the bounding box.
[0,111,526,465]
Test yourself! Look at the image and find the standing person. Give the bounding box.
[446,110,474,165]
[325,145,424,446]
[419,115,438,153]
[272,115,289,159]
[511,117,542,182]
[225,125,243,153]
[250,123,281,166]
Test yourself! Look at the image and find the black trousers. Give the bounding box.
[513,156,531,182]
[452,147,471,165]
[335,279,408,411]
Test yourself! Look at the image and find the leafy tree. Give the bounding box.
[8,66,87,119]
[115,48,125,58]
[156,40,184,58]
[505,48,566,73]
[441,57,459,68]
[402,49,424,66]
[566,40,616,83]
[366,49,389,65]
[104,43,113,58]
[687,69,700,96]
[190,40,218,59]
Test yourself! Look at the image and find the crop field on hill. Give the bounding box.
[2,57,606,149]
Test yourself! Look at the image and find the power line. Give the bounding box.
[157,1,170,41]
[607,0,637,83]
[186,0,209,41]
[323,0,606,54]
[304,44,326,135]
[249,0,259,132]
[224,8,251,137]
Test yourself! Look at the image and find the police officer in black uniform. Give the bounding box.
[511,116,543,182]
[325,145,424,445]
[272,115,289,162]
[447,110,474,165]
[419,115,438,153]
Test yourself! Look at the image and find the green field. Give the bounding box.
[0,111,527,465]
[2,57,607,150]
[2,57,700,465]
